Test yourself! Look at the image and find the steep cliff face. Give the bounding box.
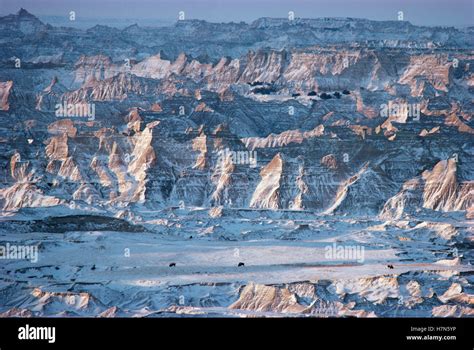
[243,125,324,150]
[36,77,68,111]
[379,178,422,220]
[131,53,187,80]
[238,50,287,84]
[399,55,451,96]
[73,55,122,86]
[0,153,62,211]
[0,182,62,211]
[61,47,473,103]
[229,282,307,313]
[380,159,473,220]
[89,119,159,204]
[250,153,284,209]
[0,81,13,111]
[64,73,163,103]
[422,159,462,211]
[324,162,398,215]
[107,120,159,203]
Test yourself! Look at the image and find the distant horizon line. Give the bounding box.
[1,8,471,29]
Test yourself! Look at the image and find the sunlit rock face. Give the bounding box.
[0,9,472,318]
[380,159,473,220]
[0,81,13,111]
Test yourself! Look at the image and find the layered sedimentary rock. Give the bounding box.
[380,159,473,220]
[0,81,13,111]
[0,9,472,219]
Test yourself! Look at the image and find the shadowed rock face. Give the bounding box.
[0,215,145,233]
[0,9,472,318]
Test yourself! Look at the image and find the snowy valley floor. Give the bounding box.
[0,207,473,317]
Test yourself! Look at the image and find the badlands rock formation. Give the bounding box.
[0,9,472,317]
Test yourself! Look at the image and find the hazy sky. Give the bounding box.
[0,0,472,26]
